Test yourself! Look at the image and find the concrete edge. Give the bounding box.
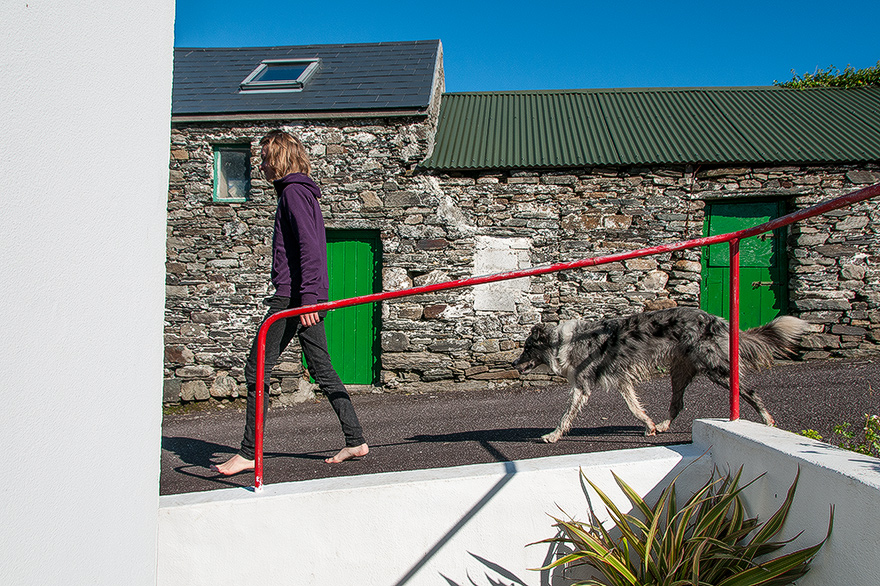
[692,418,880,489]
[159,442,706,508]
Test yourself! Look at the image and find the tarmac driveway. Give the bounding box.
[160,357,878,495]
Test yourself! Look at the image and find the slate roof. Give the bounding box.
[420,87,880,169]
[172,40,441,118]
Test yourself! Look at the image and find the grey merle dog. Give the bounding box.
[512,306,808,442]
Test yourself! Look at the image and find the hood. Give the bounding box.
[273,173,321,198]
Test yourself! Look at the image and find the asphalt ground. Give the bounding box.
[160,357,879,495]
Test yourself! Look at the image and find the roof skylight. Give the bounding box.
[240,59,320,92]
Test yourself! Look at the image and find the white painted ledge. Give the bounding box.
[159,444,706,586]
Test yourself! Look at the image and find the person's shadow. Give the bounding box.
[162,435,332,489]
[163,435,234,468]
[161,436,244,487]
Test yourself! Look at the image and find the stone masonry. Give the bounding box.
[165,112,439,403]
[165,110,880,403]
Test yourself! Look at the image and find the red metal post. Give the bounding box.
[253,310,292,491]
[253,320,269,490]
[728,239,741,421]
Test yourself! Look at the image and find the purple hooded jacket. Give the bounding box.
[270,173,329,307]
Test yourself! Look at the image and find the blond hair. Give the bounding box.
[259,130,311,178]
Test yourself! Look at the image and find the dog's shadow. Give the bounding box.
[407,424,649,444]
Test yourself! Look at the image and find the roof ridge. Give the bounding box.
[174,39,440,51]
[443,86,880,97]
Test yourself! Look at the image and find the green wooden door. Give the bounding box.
[700,201,788,330]
[317,230,380,384]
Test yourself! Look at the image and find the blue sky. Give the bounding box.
[174,0,878,92]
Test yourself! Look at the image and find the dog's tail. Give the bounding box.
[738,315,810,369]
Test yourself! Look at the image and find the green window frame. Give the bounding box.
[213,145,251,203]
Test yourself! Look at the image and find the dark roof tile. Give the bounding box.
[172,40,440,116]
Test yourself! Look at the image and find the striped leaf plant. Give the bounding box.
[533,467,832,586]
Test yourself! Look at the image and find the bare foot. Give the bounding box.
[211,454,255,476]
[325,443,369,464]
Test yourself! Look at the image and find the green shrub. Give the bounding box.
[800,413,880,458]
[774,61,880,88]
[534,467,832,586]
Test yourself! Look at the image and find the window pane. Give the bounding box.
[256,64,308,83]
[216,148,250,201]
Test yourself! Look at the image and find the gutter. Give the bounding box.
[171,109,429,123]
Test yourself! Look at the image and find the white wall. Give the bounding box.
[0,2,174,584]
[695,419,880,586]
[159,420,880,585]
[158,445,708,585]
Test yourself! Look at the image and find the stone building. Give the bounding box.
[165,41,880,404]
[417,89,880,371]
[165,40,445,402]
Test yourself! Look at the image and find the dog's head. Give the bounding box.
[512,323,553,374]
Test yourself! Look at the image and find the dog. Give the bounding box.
[512,306,808,442]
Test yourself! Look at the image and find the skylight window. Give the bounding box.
[240,59,320,92]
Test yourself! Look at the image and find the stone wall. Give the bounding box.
[381,164,880,392]
[165,115,880,402]
[164,111,441,403]
[787,168,880,358]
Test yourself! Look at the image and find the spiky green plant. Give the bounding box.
[533,468,832,586]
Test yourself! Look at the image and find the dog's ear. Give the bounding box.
[529,323,551,347]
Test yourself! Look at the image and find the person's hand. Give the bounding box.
[300,311,320,327]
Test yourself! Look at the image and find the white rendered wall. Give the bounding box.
[158,445,708,585]
[159,421,880,585]
[0,2,174,584]
[695,418,880,586]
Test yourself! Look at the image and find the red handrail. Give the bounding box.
[251,183,880,489]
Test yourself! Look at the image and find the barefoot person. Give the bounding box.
[213,130,368,476]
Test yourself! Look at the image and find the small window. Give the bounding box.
[213,146,251,202]
[240,59,320,92]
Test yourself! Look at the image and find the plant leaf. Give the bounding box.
[747,468,799,547]
[584,476,646,559]
[613,470,655,521]
[716,505,833,586]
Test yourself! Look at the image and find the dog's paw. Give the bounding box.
[541,432,562,443]
[655,420,671,433]
[644,426,657,437]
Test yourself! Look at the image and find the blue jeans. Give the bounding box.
[239,296,366,460]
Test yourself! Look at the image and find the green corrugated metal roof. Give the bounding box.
[420,87,880,170]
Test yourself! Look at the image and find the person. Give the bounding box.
[213,130,369,476]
